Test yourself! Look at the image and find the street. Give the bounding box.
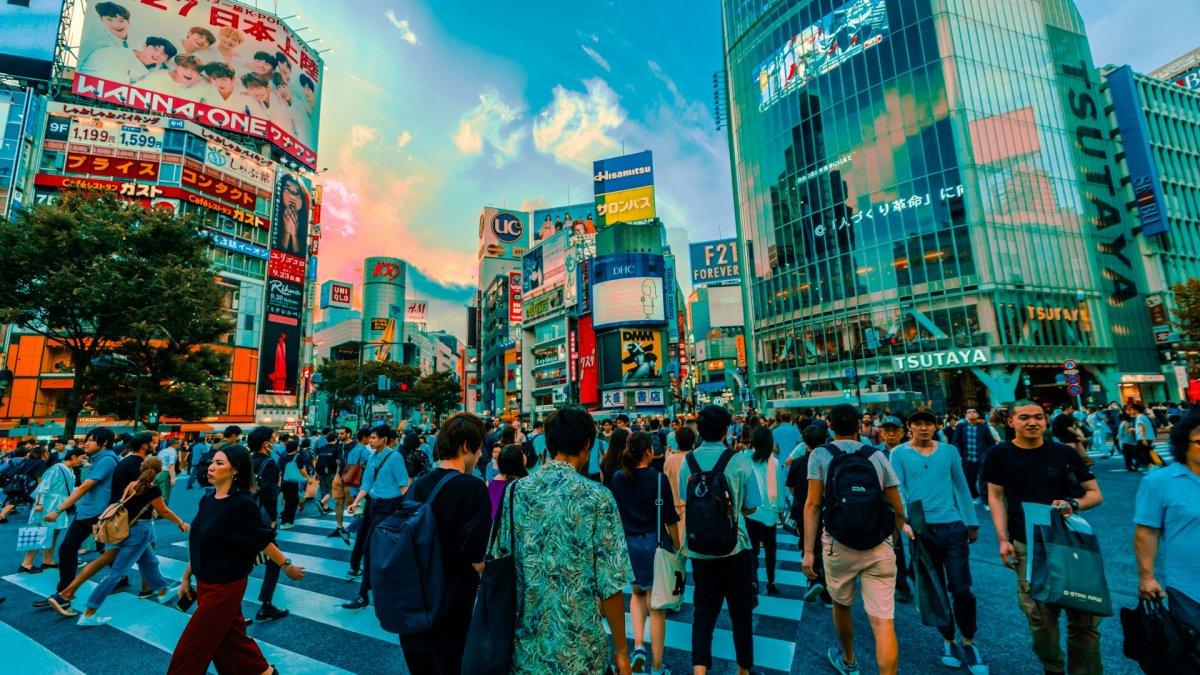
[0,446,1161,674]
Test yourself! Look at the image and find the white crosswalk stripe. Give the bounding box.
[0,617,85,675]
[2,509,806,673]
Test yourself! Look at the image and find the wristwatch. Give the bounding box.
[281,557,293,568]
[1065,498,1080,513]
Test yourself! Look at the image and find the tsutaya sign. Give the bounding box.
[892,348,991,372]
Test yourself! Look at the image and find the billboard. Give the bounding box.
[595,185,655,228]
[479,207,529,260]
[618,328,663,382]
[521,245,543,294]
[591,253,666,329]
[522,228,570,294]
[577,315,599,406]
[0,0,61,80]
[690,238,741,286]
[405,300,427,324]
[755,0,889,113]
[507,270,522,324]
[319,280,353,309]
[593,150,654,195]
[523,286,564,323]
[1108,66,1170,237]
[532,202,596,244]
[258,170,309,399]
[707,285,744,328]
[271,171,311,258]
[72,0,322,167]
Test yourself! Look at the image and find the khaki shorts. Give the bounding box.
[823,538,897,619]
[331,473,347,501]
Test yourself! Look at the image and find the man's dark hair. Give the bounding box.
[828,404,860,437]
[274,51,290,67]
[498,444,528,478]
[545,406,596,457]
[299,74,315,91]
[338,426,352,435]
[779,410,792,422]
[803,423,828,449]
[356,427,371,441]
[615,413,630,425]
[144,37,178,60]
[253,50,276,65]
[241,72,269,89]
[64,448,86,461]
[127,432,154,454]
[201,61,236,79]
[325,432,336,443]
[247,426,273,453]
[696,405,732,443]
[370,424,396,442]
[96,2,130,20]
[86,427,115,449]
[434,413,486,461]
[675,426,697,451]
[1168,410,1200,464]
[532,420,544,431]
[223,425,242,439]
[649,418,661,431]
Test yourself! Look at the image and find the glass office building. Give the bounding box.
[722,0,1163,411]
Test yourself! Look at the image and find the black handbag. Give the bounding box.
[1121,599,1200,674]
[461,481,518,675]
[1030,510,1113,617]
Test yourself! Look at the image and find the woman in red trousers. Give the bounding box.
[168,445,305,675]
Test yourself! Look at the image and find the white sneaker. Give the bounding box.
[77,613,111,627]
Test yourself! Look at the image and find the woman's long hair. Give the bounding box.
[218,445,256,494]
[619,432,653,483]
[601,428,629,481]
[130,456,163,494]
[751,425,775,464]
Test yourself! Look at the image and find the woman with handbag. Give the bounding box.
[277,440,309,528]
[746,426,787,596]
[609,431,681,675]
[75,456,190,627]
[19,448,85,572]
[169,445,305,675]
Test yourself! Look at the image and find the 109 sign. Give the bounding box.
[492,212,524,242]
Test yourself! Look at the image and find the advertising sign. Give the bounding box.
[755,0,889,113]
[66,152,160,181]
[0,0,62,80]
[690,238,741,286]
[593,150,654,195]
[577,316,599,406]
[524,229,570,294]
[521,246,543,294]
[258,319,301,397]
[271,171,311,258]
[204,230,268,260]
[405,300,428,324]
[72,0,323,167]
[64,116,165,151]
[595,185,656,228]
[618,328,663,382]
[523,287,564,323]
[507,271,522,324]
[591,253,666,329]
[319,280,353,309]
[532,202,596,243]
[258,170,309,400]
[1108,66,1170,237]
[479,207,529,259]
[182,165,257,210]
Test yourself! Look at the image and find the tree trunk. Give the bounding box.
[62,351,90,439]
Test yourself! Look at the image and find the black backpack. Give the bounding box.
[2,459,37,498]
[403,447,431,479]
[650,430,665,457]
[821,443,893,551]
[194,446,219,488]
[315,445,340,476]
[684,449,739,556]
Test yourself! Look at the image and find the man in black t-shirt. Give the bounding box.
[983,400,1103,675]
[398,413,491,674]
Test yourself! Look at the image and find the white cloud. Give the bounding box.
[532,78,625,171]
[453,88,526,167]
[647,60,685,107]
[347,124,379,149]
[581,45,611,72]
[384,10,419,45]
[396,129,412,151]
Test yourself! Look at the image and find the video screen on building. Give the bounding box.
[591,253,666,329]
[0,0,62,80]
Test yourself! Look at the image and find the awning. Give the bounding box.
[179,423,215,433]
[766,390,921,411]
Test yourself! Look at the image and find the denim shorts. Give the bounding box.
[626,532,658,590]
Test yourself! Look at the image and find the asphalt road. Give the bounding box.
[0,448,1160,674]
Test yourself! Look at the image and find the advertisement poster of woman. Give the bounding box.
[272,172,310,258]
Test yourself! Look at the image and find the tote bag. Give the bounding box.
[1030,509,1113,616]
[282,455,304,483]
[16,524,48,552]
[650,473,687,611]
[462,481,518,675]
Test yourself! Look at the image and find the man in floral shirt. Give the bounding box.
[494,406,634,674]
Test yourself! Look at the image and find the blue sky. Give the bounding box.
[283,0,1198,338]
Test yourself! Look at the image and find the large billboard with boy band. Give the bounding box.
[72,0,322,167]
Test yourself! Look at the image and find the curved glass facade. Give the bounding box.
[723,0,1160,410]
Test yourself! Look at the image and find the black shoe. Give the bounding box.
[255,603,290,622]
[895,587,913,604]
[341,596,368,610]
[347,567,362,578]
[48,593,78,617]
[137,588,156,599]
[17,565,40,574]
[326,528,342,538]
[766,582,780,596]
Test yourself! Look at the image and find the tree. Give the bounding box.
[315,357,420,417]
[1173,279,1200,377]
[415,369,463,424]
[0,192,233,437]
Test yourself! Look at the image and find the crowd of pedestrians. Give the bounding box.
[0,394,1196,673]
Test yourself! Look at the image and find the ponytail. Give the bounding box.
[621,432,653,483]
[131,456,163,494]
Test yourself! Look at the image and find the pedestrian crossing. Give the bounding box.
[0,507,808,674]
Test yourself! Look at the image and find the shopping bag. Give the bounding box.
[907,501,951,629]
[462,483,517,675]
[16,525,48,552]
[1120,599,1200,673]
[650,547,687,610]
[1030,509,1113,616]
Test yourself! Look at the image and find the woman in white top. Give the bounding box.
[20,449,86,572]
[746,425,787,595]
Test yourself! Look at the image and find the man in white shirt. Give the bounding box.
[136,54,205,99]
[78,37,177,85]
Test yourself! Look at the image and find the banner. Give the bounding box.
[72,0,322,167]
[405,300,428,324]
[618,328,664,382]
[258,169,310,399]
[66,152,160,181]
[595,185,655,228]
[591,253,666,329]
[532,202,596,243]
[271,170,311,258]
[507,270,522,324]
[690,238,741,286]
[479,207,529,259]
[593,150,654,195]
[577,316,599,406]
[521,246,544,294]
[0,0,61,80]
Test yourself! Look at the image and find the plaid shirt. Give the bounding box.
[964,423,980,463]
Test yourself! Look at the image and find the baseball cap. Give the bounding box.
[879,415,904,428]
[906,410,938,425]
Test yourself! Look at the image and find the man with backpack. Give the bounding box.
[313,431,344,514]
[802,403,910,675]
[185,433,211,489]
[385,413,491,672]
[675,404,762,675]
[342,424,410,609]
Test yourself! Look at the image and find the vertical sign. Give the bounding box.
[258,171,311,399]
[577,315,599,406]
[508,271,523,324]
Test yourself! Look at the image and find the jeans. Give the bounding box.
[963,460,982,500]
[280,481,300,525]
[85,521,169,610]
[923,521,977,641]
[691,550,755,670]
[1015,541,1102,674]
[56,516,100,593]
[745,519,777,585]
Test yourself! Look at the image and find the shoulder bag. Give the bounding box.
[651,472,687,610]
[461,479,518,675]
[92,483,152,546]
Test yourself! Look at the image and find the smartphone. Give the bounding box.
[175,593,195,613]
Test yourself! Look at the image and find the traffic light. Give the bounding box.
[399,382,410,392]
[147,410,159,425]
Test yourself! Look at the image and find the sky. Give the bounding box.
[271,0,1198,341]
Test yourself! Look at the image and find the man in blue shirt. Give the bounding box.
[772,411,802,458]
[1134,412,1200,631]
[39,427,121,615]
[342,424,410,609]
[185,434,211,489]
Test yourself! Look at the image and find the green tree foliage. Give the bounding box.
[315,357,420,412]
[1173,279,1200,376]
[414,369,462,424]
[0,192,233,436]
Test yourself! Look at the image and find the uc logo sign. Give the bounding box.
[491,212,523,243]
